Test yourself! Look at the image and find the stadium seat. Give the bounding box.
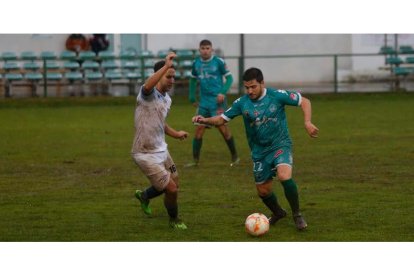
[60,51,77,60]
[179,60,193,68]
[122,60,140,70]
[144,59,155,68]
[124,70,142,80]
[405,57,414,64]
[65,72,83,81]
[44,60,60,70]
[79,51,96,61]
[81,60,100,70]
[40,51,57,60]
[102,60,119,70]
[104,70,123,80]
[379,46,396,55]
[84,71,103,81]
[20,51,37,61]
[176,49,194,58]
[3,62,20,71]
[399,45,414,54]
[393,67,411,76]
[63,61,80,70]
[157,49,169,58]
[386,57,403,65]
[98,51,115,60]
[23,62,41,71]
[139,50,154,58]
[120,50,136,60]
[46,72,63,81]
[182,69,192,78]
[2,51,18,61]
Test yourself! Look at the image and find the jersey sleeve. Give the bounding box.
[191,60,198,78]
[221,97,243,121]
[275,89,302,106]
[217,57,231,77]
[138,85,155,102]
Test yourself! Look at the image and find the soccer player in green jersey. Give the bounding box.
[132,52,188,230]
[186,39,239,167]
[192,67,319,230]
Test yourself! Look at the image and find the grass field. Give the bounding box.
[0,92,413,241]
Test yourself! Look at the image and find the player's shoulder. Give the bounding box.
[212,55,226,64]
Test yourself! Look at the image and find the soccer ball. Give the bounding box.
[245,213,270,236]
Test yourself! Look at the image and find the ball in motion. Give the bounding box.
[245,213,270,236]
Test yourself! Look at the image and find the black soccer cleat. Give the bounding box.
[293,213,308,230]
[268,208,287,225]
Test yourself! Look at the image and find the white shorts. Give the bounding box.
[132,150,178,191]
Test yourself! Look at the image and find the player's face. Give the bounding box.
[199,45,213,60]
[244,79,264,100]
[160,68,175,92]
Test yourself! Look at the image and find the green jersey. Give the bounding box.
[222,88,302,160]
[191,55,231,108]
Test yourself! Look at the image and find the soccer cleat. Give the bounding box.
[230,157,240,167]
[184,161,199,168]
[268,208,287,225]
[169,218,188,230]
[135,190,152,216]
[293,213,308,230]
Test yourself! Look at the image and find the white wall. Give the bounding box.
[1,34,413,84]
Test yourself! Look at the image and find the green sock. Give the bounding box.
[281,179,300,214]
[225,136,238,160]
[260,192,282,215]
[192,138,202,162]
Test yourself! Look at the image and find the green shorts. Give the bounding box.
[197,102,227,118]
[252,147,293,185]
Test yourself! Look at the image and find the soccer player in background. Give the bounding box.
[131,52,188,230]
[192,67,319,230]
[186,39,239,167]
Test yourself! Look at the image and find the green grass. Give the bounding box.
[0,93,413,241]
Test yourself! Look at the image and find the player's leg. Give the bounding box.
[164,153,187,229]
[275,149,307,230]
[132,152,167,216]
[253,160,286,225]
[217,124,239,166]
[185,107,208,167]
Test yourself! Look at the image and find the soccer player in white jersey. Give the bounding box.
[192,67,319,231]
[131,52,189,230]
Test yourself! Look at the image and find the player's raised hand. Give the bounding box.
[165,52,176,68]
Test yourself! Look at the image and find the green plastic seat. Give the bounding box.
[44,61,60,70]
[63,61,80,70]
[46,72,63,80]
[139,50,153,57]
[399,45,414,54]
[81,60,100,70]
[386,57,403,65]
[157,50,169,58]
[60,51,77,60]
[179,60,193,68]
[105,70,123,80]
[85,71,103,80]
[98,51,115,60]
[405,57,414,64]
[40,51,57,60]
[102,60,118,70]
[122,60,140,70]
[25,72,43,81]
[182,70,192,78]
[23,62,41,71]
[393,67,411,76]
[2,52,17,61]
[79,51,96,60]
[3,62,20,71]
[176,49,194,58]
[65,72,83,81]
[120,50,136,59]
[21,51,37,61]
[5,73,23,81]
[379,46,396,55]
[144,59,154,68]
[124,70,142,80]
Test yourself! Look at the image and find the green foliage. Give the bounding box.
[0,93,413,241]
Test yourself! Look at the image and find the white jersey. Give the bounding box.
[131,86,172,154]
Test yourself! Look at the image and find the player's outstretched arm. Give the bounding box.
[192,115,226,126]
[165,124,188,140]
[300,96,319,138]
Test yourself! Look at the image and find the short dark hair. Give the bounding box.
[243,67,264,82]
[154,60,175,72]
[199,39,212,47]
